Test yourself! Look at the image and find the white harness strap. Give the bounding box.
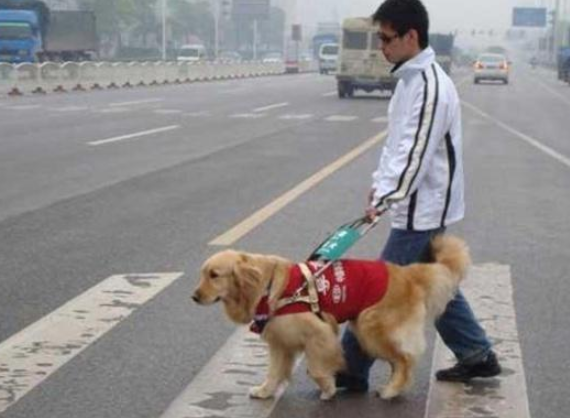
[298,263,321,314]
[273,263,322,314]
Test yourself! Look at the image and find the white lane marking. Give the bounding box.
[325,115,358,122]
[209,130,388,246]
[253,102,289,113]
[0,272,183,414]
[159,328,298,418]
[97,108,133,114]
[463,100,570,169]
[230,113,267,119]
[51,106,89,112]
[279,114,313,120]
[109,98,164,107]
[185,111,212,117]
[322,91,337,97]
[5,105,42,110]
[88,125,180,146]
[154,109,183,115]
[371,116,388,123]
[425,264,530,418]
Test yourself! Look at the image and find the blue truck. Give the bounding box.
[0,0,97,63]
[312,33,339,60]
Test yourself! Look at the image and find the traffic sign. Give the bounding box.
[512,7,547,28]
[232,0,270,20]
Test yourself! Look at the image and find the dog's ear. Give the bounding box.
[231,254,264,319]
[266,256,291,313]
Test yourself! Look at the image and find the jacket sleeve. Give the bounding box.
[371,68,449,208]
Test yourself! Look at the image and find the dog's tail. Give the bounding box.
[431,235,471,280]
[423,235,471,318]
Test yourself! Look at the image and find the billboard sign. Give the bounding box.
[512,7,547,28]
[232,0,270,20]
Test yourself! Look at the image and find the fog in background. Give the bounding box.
[300,0,564,32]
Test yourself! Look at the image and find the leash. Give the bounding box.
[288,208,389,314]
[251,208,389,332]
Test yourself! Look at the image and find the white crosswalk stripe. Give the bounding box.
[0,272,183,414]
[160,328,296,418]
[425,264,531,418]
[159,264,530,418]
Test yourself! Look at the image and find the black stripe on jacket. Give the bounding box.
[441,131,456,227]
[378,71,430,207]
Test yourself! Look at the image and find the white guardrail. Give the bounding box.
[0,60,300,97]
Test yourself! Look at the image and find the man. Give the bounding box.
[337,0,501,392]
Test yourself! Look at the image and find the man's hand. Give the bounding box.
[365,188,378,223]
[365,206,379,223]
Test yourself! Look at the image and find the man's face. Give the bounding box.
[377,23,415,64]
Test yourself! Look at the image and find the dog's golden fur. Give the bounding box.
[192,235,470,400]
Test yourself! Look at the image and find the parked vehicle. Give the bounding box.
[336,17,396,98]
[261,51,283,64]
[177,44,207,62]
[0,0,97,63]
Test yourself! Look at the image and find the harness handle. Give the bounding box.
[307,208,387,262]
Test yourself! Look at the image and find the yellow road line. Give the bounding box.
[209,130,388,246]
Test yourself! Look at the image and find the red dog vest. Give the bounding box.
[251,260,390,334]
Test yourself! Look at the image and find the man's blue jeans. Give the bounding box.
[340,227,493,384]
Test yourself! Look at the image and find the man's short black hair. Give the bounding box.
[373,0,430,49]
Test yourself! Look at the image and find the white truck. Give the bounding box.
[336,17,396,98]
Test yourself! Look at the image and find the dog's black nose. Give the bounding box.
[191,294,200,303]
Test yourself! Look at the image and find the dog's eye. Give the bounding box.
[209,271,219,279]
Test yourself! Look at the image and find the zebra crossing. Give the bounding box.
[0,265,530,418]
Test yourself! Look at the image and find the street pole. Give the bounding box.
[162,0,167,61]
[253,19,258,60]
[214,0,220,60]
[553,0,561,63]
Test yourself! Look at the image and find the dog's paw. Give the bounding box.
[377,386,401,400]
[320,388,336,401]
[249,386,274,399]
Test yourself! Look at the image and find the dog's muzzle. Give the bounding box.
[191,291,220,304]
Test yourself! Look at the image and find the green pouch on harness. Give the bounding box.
[313,226,362,261]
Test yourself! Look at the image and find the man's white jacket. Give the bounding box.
[372,46,465,231]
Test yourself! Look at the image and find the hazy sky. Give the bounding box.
[300,0,563,33]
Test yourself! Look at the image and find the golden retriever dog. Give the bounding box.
[192,235,469,401]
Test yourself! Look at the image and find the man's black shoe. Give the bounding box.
[335,373,369,393]
[436,351,501,382]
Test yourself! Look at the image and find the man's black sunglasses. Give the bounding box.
[377,32,403,44]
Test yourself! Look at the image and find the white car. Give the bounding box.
[177,44,207,62]
[319,43,339,74]
[473,53,510,84]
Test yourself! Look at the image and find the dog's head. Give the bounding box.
[192,250,267,323]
